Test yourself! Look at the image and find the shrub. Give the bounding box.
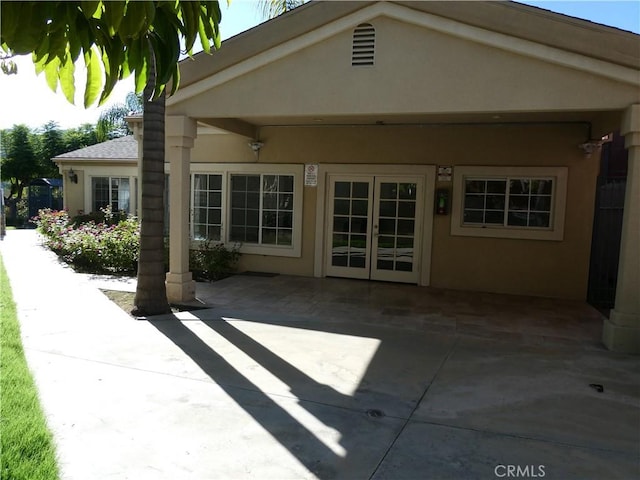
[33,208,140,274]
[190,239,240,281]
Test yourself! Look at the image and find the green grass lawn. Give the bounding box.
[0,255,60,480]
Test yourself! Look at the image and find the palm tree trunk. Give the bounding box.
[132,62,171,316]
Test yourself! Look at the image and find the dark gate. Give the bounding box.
[587,134,627,311]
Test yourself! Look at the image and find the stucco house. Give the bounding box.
[62,1,639,352]
[53,135,139,216]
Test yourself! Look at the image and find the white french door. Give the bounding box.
[325,175,424,283]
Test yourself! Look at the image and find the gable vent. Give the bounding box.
[352,23,375,66]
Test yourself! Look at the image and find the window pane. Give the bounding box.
[379,201,396,217]
[509,195,529,211]
[397,201,415,218]
[380,183,397,199]
[507,212,528,226]
[486,195,505,210]
[484,211,504,224]
[333,233,349,248]
[378,236,395,249]
[530,196,551,212]
[352,182,369,198]
[377,259,394,271]
[263,175,278,192]
[262,228,277,244]
[333,216,350,233]
[208,192,221,207]
[246,209,260,227]
[463,210,484,224]
[231,175,247,190]
[397,219,415,236]
[335,182,351,198]
[465,180,486,193]
[509,179,530,195]
[230,226,245,241]
[207,226,221,241]
[277,230,292,246]
[247,175,260,191]
[379,218,396,235]
[210,209,221,225]
[194,224,207,240]
[194,208,207,223]
[395,261,413,272]
[531,180,552,195]
[334,199,350,215]
[247,193,260,209]
[351,199,368,216]
[262,211,277,228]
[279,175,294,192]
[350,235,367,250]
[232,191,246,208]
[231,209,246,225]
[464,195,484,209]
[350,217,368,234]
[349,256,366,268]
[210,175,222,190]
[486,180,506,194]
[278,212,292,228]
[278,193,293,210]
[246,227,259,243]
[398,183,416,200]
[397,236,413,249]
[263,193,277,209]
[527,212,550,227]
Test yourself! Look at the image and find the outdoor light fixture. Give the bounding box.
[68,169,78,184]
[248,140,264,154]
[578,141,603,158]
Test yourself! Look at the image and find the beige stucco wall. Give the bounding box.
[170,16,639,121]
[189,122,598,299]
[61,169,85,216]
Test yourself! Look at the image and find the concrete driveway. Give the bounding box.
[1,230,638,480]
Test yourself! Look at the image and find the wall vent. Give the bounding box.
[352,23,375,66]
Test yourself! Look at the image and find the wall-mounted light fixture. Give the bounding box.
[578,133,609,158]
[68,169,78,184]
[248,140,264,155]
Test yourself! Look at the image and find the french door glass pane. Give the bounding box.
[332,181,369,268]
[376,182,416,272]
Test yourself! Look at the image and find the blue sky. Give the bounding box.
[1,0,638,130]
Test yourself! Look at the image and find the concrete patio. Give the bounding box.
[1,229,638,479]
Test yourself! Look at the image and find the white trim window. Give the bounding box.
[91,176,131,213]
[189,164,303,257]
[451,166,568,241]
[192,174,223,241]
[230,173,295,246]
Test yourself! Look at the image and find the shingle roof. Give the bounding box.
[53,135,137,161]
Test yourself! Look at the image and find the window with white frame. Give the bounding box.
[91,177,131,213]
[188,165,303,257]
[451,166,567,241]
[230,174,294,246]
[192,174,223,241]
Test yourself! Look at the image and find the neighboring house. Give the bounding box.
[131,1,638,352]
[53,135,139,216]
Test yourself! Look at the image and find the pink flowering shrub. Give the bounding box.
[33,208,140,274]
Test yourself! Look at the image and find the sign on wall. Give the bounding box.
[305,164,319,187]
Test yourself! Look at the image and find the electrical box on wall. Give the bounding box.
[435,188,449,215]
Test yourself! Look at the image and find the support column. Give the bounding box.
[165,116,197,303]
[603,104,640,354]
